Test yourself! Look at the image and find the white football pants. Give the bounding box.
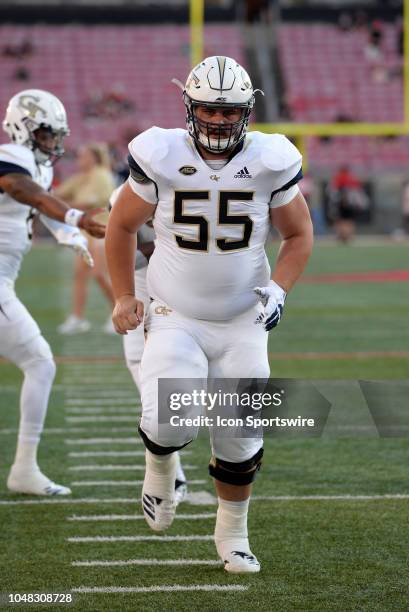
[0,285,56,447]
[140,298,270,463]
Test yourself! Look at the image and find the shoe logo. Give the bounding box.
[155,305,172,316]
[234,166,252,178]
[210,175,220,181]
[179,165,197,175]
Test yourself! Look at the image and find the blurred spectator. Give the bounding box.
[13,65,30,81]
[364,20,384,63]
[56,143,116,335]
[243,0,275,23]
[2,39,34,60]
[84,85,134,121]
[328,165,370,243]
[337,12,353,33]
[354,10,369,32]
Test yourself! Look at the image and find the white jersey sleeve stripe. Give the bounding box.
[269,184,299,208]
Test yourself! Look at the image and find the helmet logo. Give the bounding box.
[18,95,46,119]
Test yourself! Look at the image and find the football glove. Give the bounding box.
[39,215,94,267]
[254,280,286,331]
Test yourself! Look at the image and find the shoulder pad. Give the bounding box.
[0,143,35,176]
[128,127,169,171]
[256,133,302,172]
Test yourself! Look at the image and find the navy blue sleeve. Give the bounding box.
[270,168,303,199]
[0,161,32,178]
[127,154,152,184]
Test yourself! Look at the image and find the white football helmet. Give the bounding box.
[2,89,69,165]
[183,56,257,154]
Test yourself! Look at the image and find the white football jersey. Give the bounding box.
[0,143,53,287]
[128,128,302,321]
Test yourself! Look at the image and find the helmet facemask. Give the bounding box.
[185,95,254,154]
[31,125,68,166]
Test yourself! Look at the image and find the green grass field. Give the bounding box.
[0,241,408,611]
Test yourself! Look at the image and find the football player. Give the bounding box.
[109,185,187,504]
[0,89,105,495]
[106,57,313,572]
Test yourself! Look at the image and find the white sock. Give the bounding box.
[214,497,250,559]
[13,358,56,472]
[175,452,186,483]
[144,450,177,499]
[13,431,41,471]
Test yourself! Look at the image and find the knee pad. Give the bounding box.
[209,447,264,486]
[138,426,192,456]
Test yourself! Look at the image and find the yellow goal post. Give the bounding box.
[189,0,409,171]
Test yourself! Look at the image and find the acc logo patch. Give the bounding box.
[179,165,197,176]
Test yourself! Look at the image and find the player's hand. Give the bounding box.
[70,234,94,267]
[56,230,94,267]
[112,295,144,335]
[254,280,286,331]
[78,208,106,238]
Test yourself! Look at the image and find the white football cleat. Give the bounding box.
[174,478,188,506]
[57,315,91,335]
[7,467,71,496]
[141,492,176,532]
[222,550,260,574]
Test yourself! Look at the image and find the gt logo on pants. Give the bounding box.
[155,305,172,316]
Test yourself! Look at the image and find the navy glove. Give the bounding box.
[254,280,286,331]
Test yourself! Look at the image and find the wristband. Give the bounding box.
[64,208,85,227]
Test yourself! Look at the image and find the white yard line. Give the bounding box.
[72,585,247,593]
[2,493,409,506]
[71,479,206,487]
[252,494,409,501]
[68,464,197,471]
[65,390,135,397]
[68,451,147,457]
[65,408,140,415]
[64,372,118,388]
[67,513,216,521]
[1,428,136,435]
[0,498,142,506]
[68,450,190,457]
[72,558,220,566]
[66,398,139,406]
[67,535,214,543]
[65,438,141,445]
[65,416,137,423]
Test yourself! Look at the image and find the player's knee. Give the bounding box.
[208,447,264,486]
[138,425,192,456]
[18,336,55,382]
[24,356,56,383]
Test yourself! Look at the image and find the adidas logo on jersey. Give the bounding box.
[234,167,252,178]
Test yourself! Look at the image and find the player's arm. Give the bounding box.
[269,190,313,291]
[0,172,105,238]
[254,190,313,331]
[105,181,156,334]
